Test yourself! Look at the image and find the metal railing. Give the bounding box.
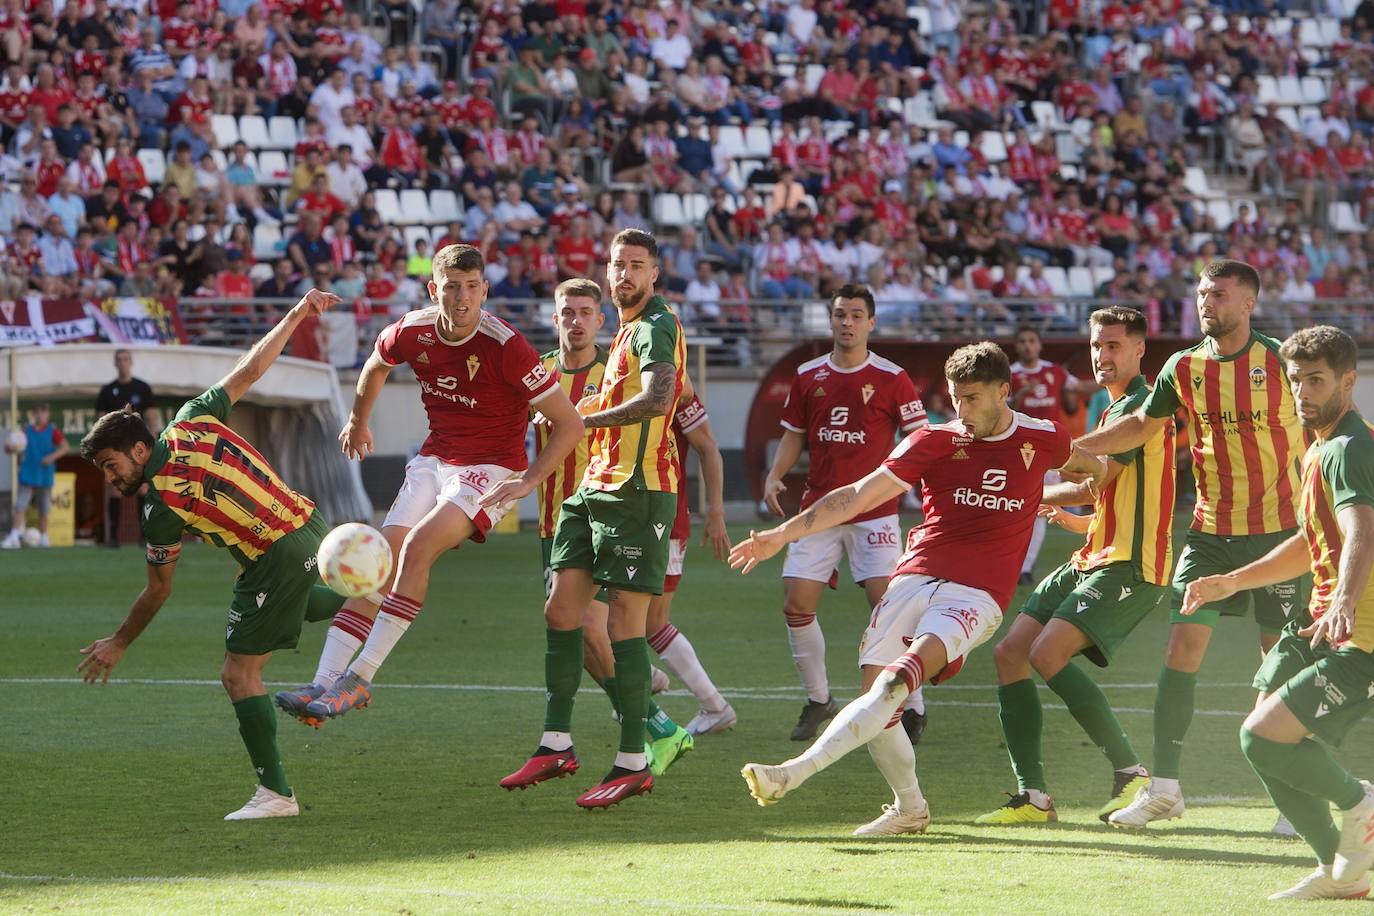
[172,296,1374,374]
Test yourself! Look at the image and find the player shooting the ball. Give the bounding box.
[76,288,351,821]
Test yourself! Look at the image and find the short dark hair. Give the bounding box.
[945,341,1012,386]
[1089,305,1148,338]
[1279,325,1358,375]
[80,407,155,461]
[1014,324,1041,341]
[610,228,658,261]
[1201,258,1261,298]
[431,242,484,275]
[832,283,876,317]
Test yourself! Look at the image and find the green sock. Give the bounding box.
[232,695,290,797]
[1046,662,1139,770]
[1240,729,1361,863]
[1152,666,1197,779]
[611,637,651,754]
[646,698,678,741]
[599,675,622,718]
[543,627,584,733]
[998,679,1047,793]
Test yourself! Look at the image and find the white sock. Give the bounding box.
[785,670,913,786]
[784,613,829,703]
[904,686,926,716]
[652,625,727,711]
[1022,516,1047,575]
[313,609,374,688]
[1151,776,1181,796]
[350,593,422,681]
[1025,788,1052,807]
[540,730,573,751]
[1117,764,1148,776]
[614,750,647,771]
[867,723,926,813]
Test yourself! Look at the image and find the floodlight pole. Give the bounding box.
[7,348,16,507]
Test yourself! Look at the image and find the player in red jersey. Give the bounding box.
[1012,325,1096,584]
[275,244,584,724]
[763,284,927,741]
[733,342,1071,836]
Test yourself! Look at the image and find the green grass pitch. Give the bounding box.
[2,525,1370,914]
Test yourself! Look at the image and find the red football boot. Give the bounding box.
[499,747,580,790]
[575,767,654,809]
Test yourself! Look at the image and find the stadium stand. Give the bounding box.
[1,0,1372,366]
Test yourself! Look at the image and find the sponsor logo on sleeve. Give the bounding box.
[522,362,551,390]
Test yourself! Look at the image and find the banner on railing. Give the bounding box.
[0,297,102,345]
[91,297,188,345]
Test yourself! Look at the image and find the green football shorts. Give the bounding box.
[1169,528,1310,632]
[1253,627,1374,746]
[541,535,607,603]
[550,486,677,596]
[226,512,345,655]
[1020,561,1166,667]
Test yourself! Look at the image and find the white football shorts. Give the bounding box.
[857,574,1003,679]
[781,515,902,585]
[383,455,518,541]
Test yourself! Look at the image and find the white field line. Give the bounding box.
[0,873,817,913]
[0,677,1251,716]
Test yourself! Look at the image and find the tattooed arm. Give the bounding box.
[583,362,677,429]
[730,467,909,574]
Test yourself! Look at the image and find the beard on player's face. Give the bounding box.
[1297,386,1345,429]
[610,279,650,311]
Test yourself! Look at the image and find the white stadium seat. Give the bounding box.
[137,148,165,184]
[717,125,748,159]
[210,114,239,149]
[744,125,773,158]
[428,189,462,225]
[1042,266,1070,297]
[1300,76,1328,105]
[1207,199,1234,229]
[1330,201,1365,233]
[403,224,431,253]
[238,115,270,149]
[267,116,299,150]
[979,131,1008,163]
[255,150,289,185]
[1068,266,1095,297]
[373,189,402,225]
[653,193,687,227]
[398,189,434,224]
[681,192,709,222]
[252,224,282,260]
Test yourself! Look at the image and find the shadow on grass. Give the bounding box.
[770,897,893,910]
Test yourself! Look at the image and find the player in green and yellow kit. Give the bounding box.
[1184,326,1374,901]
[76,289,349,821]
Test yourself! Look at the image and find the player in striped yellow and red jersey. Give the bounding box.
[504,229,691,809]
[981,307,1175,828]
[1183,326,1374,902]
[75,289,355,822]
[535,344,608,542]
[1062,260,1312,828]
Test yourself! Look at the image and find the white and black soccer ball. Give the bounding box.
[4,428,25,454]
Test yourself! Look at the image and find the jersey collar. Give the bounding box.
[1204,329,1257,362]
[826,352,874,374]
[435,309,484,347]
[982,411,1021,442]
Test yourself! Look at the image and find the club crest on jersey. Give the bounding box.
[418,332,436,346]
[1020,442,1036,469]
[416,351,430,364]
[1249,366,1267,388]
[861,383,875,404]
[467,354,481,380]
[583,383,599,397]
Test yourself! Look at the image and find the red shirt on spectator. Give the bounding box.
[462,94,498,128]
[799,134,831,173]
[380,126,423,173]
[1048,0,1081,28]
[433,95,465,124]
[107,155,148,196]
[1007,138,1038,182]
[29,85,72,124]
[298,189,347,221]
[215,270,254,299]
[512,128,544,169]
[147,196,186,227]
[0,88,28,123]
[116,237,148,274]
[1055,80,1095,120]
[329,232,355,269]
[167,89,212,126]
[555,235,596,278]
[315,27,347,58]
[393,93,427,121]
[72,49,106,78]
[1053,206,1094,245]
[733,204,766,241]
[1315,276,1346,298]
[548,200,588,234]
[35,158,64,197]
[161,16,201,55]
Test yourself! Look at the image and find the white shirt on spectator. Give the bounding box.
[326,122,374,166]
[326,160,368,207]
[1284,276,1315,300]
[624,71,651,106]
[928,0,962,31]
[544,65,579,99]
[1302,114,1350,146]
[494,199,539,232]
[464,203,496,238]
[343,29,383,69]
[818,239,859,281]
[854,240,887,279]
[311,83,356,132]
[684,277,722,321]
[786,4,818,45]
[650,33,693,71]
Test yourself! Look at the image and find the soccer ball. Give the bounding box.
[21,527,41,548]
[317,523,393,598]
[4,429,25,454]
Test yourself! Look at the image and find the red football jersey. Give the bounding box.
[1011,359,1074,422]
[670,394,709,540]
[882,414,1072,609]
[376,307,559,469]
[781,353,927,523]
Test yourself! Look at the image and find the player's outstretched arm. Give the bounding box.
[479,388,584,509]
[1302,504,1374,647]
[220,288,340,405]
[763,428,804,517]
[1066,408,1166,472]
[1043,458,1126,507]
[1038,504,1093,534]
[730,467,907,574]
[77,559,177,684]
[1181,532,1309,618]
[583,362,676,429]
[339,348,395,460]
[684,417,729,561]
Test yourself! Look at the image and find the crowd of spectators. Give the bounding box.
[0,0,1373,364]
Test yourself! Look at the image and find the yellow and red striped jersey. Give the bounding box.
[1299,409,1374,652]
[1073,375,1177,585]
[1144,330,1303,537]
[534,346,608,538]
[583,296,686,493]
[141,386,315,568]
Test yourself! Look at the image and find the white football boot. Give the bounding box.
[1107,782,1184,828]
[224,785,300,821]
[1268,865,1370,900]
[741,763,795,806]
[853,802,931,836]
[1334,781,1374,883]
[686,703,737,736]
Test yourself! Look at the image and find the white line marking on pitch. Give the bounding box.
[0,677,1251,717]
